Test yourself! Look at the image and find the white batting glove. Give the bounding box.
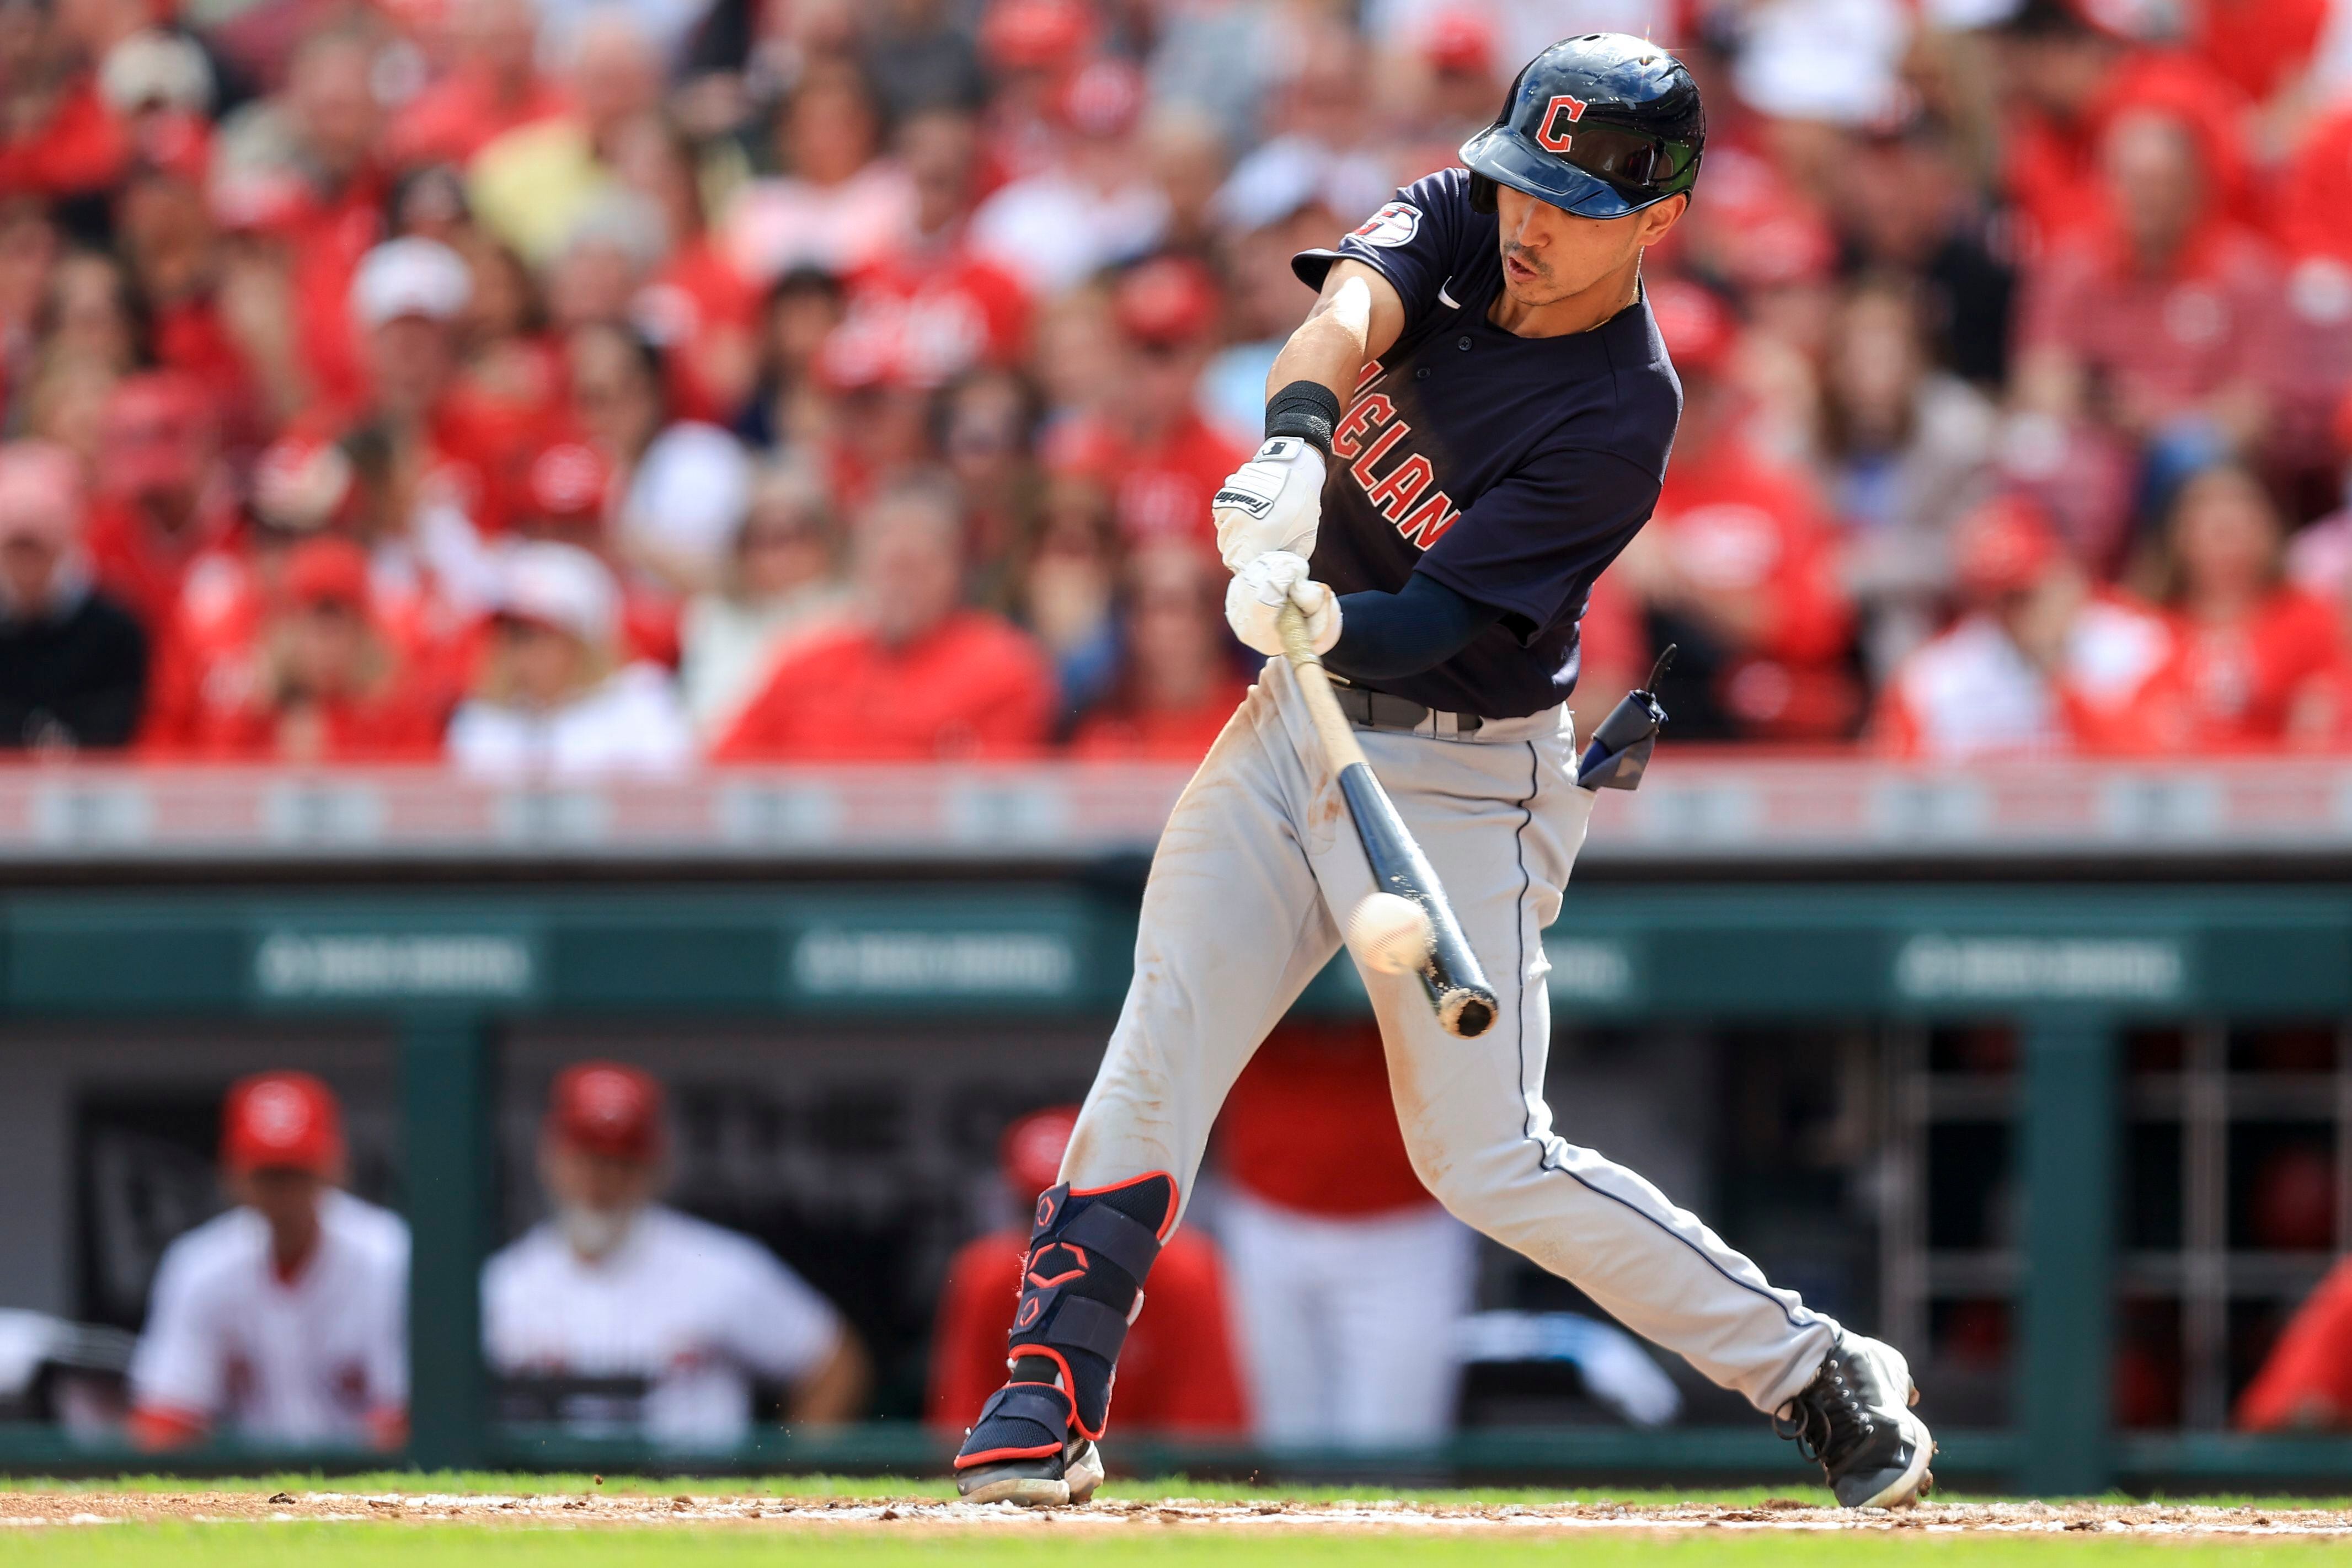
[1212,438,1327,571]
[1224,549,1341,657]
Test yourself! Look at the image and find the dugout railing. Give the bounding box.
[6,873,2352,1494]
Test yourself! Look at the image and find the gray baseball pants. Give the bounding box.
[1061,655,1837,1416]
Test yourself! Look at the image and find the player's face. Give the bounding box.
[1493,186,1686,309]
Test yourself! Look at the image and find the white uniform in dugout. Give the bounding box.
[483,1205,846,1446]
[130,1190,409,1444]
[953,33,1934,1511]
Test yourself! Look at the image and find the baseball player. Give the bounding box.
[129,1072,409,1449]
[953,35,1934,1509]
[483,1061,869,1446]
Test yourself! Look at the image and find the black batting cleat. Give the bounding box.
[954,1383,1104,1507]
[1774,1331,1936,1508]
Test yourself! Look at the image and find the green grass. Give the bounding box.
[0,1527,2348,1567]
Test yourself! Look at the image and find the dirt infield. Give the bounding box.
[1,1491,2348,1537]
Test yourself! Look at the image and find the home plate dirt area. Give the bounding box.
[3,1489,2351,1536]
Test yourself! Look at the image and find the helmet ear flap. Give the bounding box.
[1467,173,1499,215]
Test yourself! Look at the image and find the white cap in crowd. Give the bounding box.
[350,237,474,329]
[495,540,621,648]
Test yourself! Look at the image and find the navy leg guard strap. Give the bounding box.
[954,1171,1175,1465]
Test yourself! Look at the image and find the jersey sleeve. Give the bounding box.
[723,1242,845,1385]
[128,1233,227,1421]
[1292,168,1471,334]
[1413,446,1662,641]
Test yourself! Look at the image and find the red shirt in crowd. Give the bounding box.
[2018,218,2286,431]
[84,489,245,634]
[714,611,1056,761]
[2191,0,2332,104]
[635,237,763,425]
[1067,677,1247,762]
[830,246,1033,391]
[1875,592,2179,759]
[2003,50,2250,252]
[2238,1257,2352,1431]
[1217,1020,1436,1219]
[1647,436,1853,668]
[386,67,568,169]
[927,1226,1248,1436]
[1050,411,1247,558]
[0,74,127,199]
[2151,587,2338,747]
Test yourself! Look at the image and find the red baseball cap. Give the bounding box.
[221,1071,346,1176]
[980,0,1093,70]
[546,1061,664,1162]
[1059,57,1145,140]
[284,535,371,609]
[1647,277,1737,376]
[999,1105,1079,1198]
[1422,9,1494,74]
[1954,494,2065,600]
[1112,255,1221,348]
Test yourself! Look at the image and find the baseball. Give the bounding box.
[1347,892,1434,976]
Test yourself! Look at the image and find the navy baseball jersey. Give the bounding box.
[1294,167,1681,720]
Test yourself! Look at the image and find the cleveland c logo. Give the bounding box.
[1537,94,1588,152]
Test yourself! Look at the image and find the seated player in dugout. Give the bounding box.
[129,1073,409,1449]
[950,35,1936,1509]
[482,1062,869,1446]
[928,1106,1248,1438]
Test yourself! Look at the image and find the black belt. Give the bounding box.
[1328,683,1484,735]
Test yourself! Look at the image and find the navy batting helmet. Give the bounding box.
[1461,33,1704,220]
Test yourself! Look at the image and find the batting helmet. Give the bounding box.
[1461,33,1705,220]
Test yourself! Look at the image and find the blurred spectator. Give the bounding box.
[2012,106,2284,528]
[736,267,846,453]
[724,65,917,285]
[446,540,695,778]
[165,536,448,762]
[0,440,146,750]
[387,0,566,170]
[2238,1257,2352,1430]
[715,478,1055,759]
[969,57,1167,297]
[678,463,851,737]
[612,114,759,424]
[1834,115,2017,390]
[484,1062,869,1445]
[1070,543,1248,760]
[928,1105,1247,1437]
[569,321,753,593]
[1613,281,1858,740]
[1015,468,1121,719]
[821,108,1030,396]
[1993,0,2248,253]
[339,237,504,537]
[1819,275,2000,681]
[469,14,661,266]
[1875,494,2175,758]
[129,1072,408,1449]
[2135,465,2334,748]
[1216,1020,1475,1445]
[1047,255,1246,555]
[82,371,234,631]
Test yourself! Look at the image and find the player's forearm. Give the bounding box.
[1267,272,1378,403]
[1327,574,1501,682]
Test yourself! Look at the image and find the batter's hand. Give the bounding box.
[1226,550,1340,656]
[1212,438,1326,571]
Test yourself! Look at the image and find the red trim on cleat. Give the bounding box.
[954,1442,1064,1469]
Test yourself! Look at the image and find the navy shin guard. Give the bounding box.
[955,1172,1175,1468]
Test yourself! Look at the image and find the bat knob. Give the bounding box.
[1437,986,1499,1039]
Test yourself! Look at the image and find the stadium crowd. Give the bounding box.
[9,0,2352,763]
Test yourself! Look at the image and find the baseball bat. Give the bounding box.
[1276,602,1500,1039]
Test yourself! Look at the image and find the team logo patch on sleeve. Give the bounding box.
[1351,201,1421,247]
